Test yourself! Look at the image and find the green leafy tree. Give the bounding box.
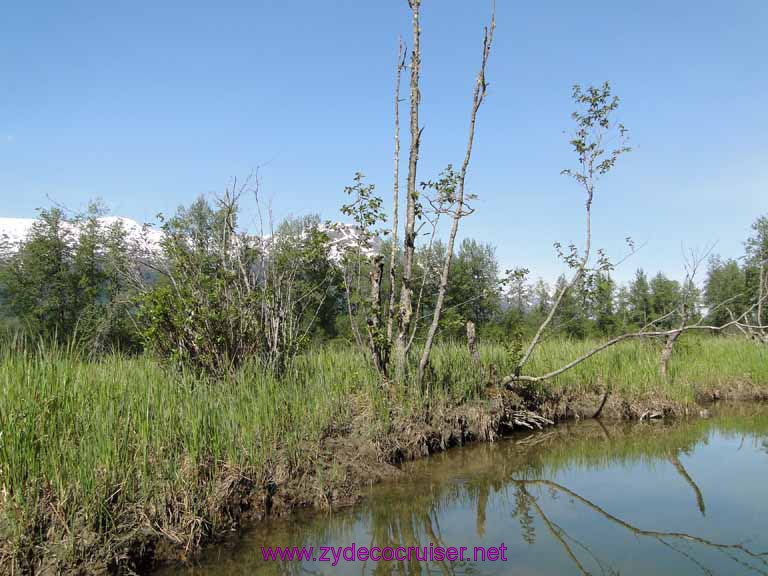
[744,215,768,327]
[649,272,682,329]
[140,194,335,374]
[0,204,138,349]
[445,239,501,334]
[591,272,616,335]
[628,269,652,327]
[552,274,588,339]
[704,256,747,326]
[0,208,77,339]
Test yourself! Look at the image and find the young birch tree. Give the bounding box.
[501,87,768,386]
[508,82,630,383]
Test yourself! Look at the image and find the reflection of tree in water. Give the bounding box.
[183,409,768,576]
[356,415,768,576]
[510,479,768,576]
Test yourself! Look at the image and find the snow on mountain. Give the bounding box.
[0,216,163,256]
[0,217,37,249]
[322,223,381,261]
[0,217,378,262]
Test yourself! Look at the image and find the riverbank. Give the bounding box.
[157,402,768,576]
[1,336,767,574]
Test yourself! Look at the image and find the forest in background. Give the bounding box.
[0,199,766,363]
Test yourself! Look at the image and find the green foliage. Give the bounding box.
[649,272,682,328]
[340,172,386,247]
[446,239,501,330]
[0,205,139,351]
[704,256,748,326]
[591,273,616,335]
[745,214,768,325]
[552,274,589,339]
[139,196,336,374]
[627,269,652,327]
[139,197,256,372]
[561,82,631,197]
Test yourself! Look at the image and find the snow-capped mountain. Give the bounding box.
[0,216,379,261]
[0,216,163,256]
[323,223,381,261]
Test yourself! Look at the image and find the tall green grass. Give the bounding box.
[0,334,766,568]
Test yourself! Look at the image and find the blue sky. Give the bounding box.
[1,0,766,283]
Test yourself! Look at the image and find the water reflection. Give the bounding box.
[162,403,768,576]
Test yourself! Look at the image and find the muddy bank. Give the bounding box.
[10,383,768,576]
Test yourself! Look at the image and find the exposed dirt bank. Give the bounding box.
[9,383,768,576]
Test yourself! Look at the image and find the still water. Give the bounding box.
[164,403,768,575]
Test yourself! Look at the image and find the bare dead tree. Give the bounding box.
[416,8,495,386]
[658,243,714,377]
[393,0,423,380]
[386,39,407,347]
[366,254,387,373]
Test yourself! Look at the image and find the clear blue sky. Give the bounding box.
[1,0,766,283]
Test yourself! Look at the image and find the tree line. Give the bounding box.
[0,195,764,363]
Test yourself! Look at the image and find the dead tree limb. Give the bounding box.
[366,254,387,374]
[659,243,714,377]
[417,6,495,385]
[503,312,768,387]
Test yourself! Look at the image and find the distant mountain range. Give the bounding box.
[0,216,379,261]
[0,216,163,256]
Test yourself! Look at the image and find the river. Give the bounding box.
[161,403,768,575]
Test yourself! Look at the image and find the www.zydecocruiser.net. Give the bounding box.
[261,543,509,565]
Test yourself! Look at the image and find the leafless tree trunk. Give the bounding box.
[366,254,387,374]
[417,9,495,385]
[658,330,681,378]
[386,40,406,349]
[657,245,713,377]
[757,255,767,343]
[466,320,481,366]
[394,0,422,380]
